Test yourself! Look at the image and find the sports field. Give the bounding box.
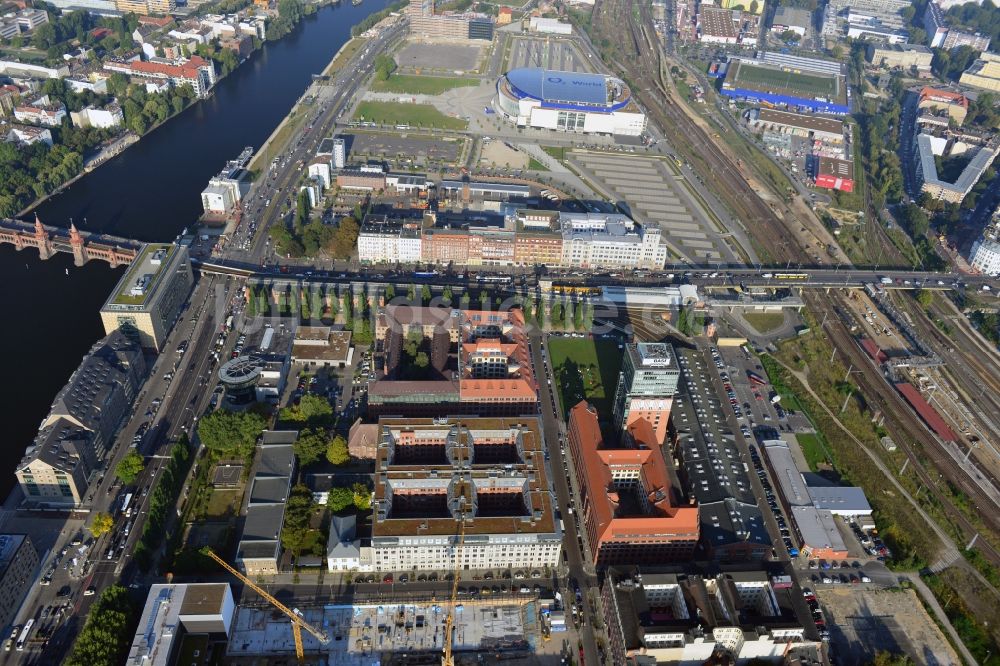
[354,101,468,130]
[547,337,623,420]
[730,62,840,100]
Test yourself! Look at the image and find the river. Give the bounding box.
[0,0,390,498]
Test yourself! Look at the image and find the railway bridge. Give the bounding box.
[0,216,140,267]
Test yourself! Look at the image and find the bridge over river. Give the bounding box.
[0,217,140,268]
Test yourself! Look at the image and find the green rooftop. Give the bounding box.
[109,244,175,307]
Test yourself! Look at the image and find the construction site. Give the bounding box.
[226,598,550,664]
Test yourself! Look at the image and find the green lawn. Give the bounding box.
[547,337,623,421]
[371,74,479,95]
[354,101,468,130]
[732,62,840,100]
[743,311,784,334]
[541,145,567,160]
[205,488,241,518]
[796,432,830,471]
[528,157,549,171]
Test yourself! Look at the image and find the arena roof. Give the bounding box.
[505,68,609,105]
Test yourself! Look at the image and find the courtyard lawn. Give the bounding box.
[371,74,479,95]
[547,337,623,421]
[743,311,785,334]
[205,488,241,519]
[354,101,468,130]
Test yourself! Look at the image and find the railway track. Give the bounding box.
[591,0,812,267]
[808,291,1000,567]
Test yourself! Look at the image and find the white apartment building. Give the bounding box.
[970,224,1000,276]
[560,212,667,270]
[308,159,331,189]
[358,215,423,264]
[70,103,123,129]
[13,95,66,127]
[371,418,562,573]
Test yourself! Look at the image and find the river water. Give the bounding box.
[1,0,389,497]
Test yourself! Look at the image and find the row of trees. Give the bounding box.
[266,0,308,40]
[133,441,192,569]
[64,585,135,666]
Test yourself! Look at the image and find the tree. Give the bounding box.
[331,216,359,259]
[327,486,354,512]
[385,283,395,302]
[279,393,333,427]
[352,482,371,509]
[293,428,329,467]
[280,484,315,557]
[197,409,266,460]
[421,284,431,304]
[89,512,114,537]
[916,289,934,308]
[326,434,350,465]
[415,351,429,367]
[115,450,144,485]
[65,585,134,666]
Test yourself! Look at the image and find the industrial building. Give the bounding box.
[368,306,538,417]
[0,535,38,634]
[291,326,353,368]
[100,244,194,350]
[237,431,296,575]
[126,584,235,666]
[528,17,572,34]
[749,108,845,143]
[811,155,855,192]
[672,349,771,563]
[17,332,145,506]
[769,6,812,37]
[370,417,561,571]
[698,6,739,44]
[758,440,870,559]
[601,568,817,666]
[567,402,699,566]
[494,67,647,136]
[612,343,680,446]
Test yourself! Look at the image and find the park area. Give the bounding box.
[354,101,468,130]
[371,74,479,95]
[547,337,623,422]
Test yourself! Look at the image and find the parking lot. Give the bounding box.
[341,131,466,168]
[505,36,595,73]
[568,153,739,264]
[395,40,483,73]
[815,586,960,665]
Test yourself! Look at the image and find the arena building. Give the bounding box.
[494,67,646,136]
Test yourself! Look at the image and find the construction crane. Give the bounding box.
[203,548,330,662]
[442,477,468,666]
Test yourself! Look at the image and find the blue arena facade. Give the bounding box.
[719,87,851,115]
[494,67,647,136]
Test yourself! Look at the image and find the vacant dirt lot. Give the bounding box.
[818,587,960,666]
